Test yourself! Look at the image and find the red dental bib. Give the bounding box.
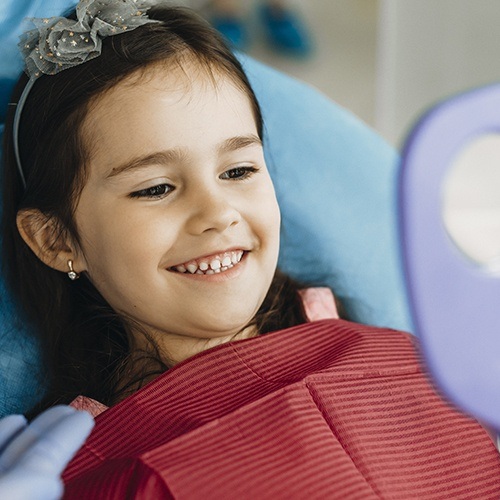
[63,320,500,499]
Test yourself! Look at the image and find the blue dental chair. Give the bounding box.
[0,0,411,416]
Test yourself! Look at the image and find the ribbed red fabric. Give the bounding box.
[62,320,500,499]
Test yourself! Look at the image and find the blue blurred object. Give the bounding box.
[0,406,94,499]
[399,84,500,430]
[259,4,312,57]
[211,13,248,51]
[0,0,411,417]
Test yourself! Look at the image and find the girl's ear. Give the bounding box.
[16,209,85,274]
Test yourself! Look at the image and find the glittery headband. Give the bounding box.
[13,0,160,188]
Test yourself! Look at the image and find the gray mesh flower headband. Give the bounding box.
[13,0,160,188]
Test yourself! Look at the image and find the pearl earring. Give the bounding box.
[67,260,79,280]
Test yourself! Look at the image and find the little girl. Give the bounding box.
[1,1,500,498]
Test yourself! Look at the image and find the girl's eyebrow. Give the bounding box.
[105,134,262,179]
[217,134,262,154]
[106,150,185,179]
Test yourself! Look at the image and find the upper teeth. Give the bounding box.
[172,250,244,274]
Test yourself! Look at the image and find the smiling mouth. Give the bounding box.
[168,250,246,275]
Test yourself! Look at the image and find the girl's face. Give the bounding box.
[72,62,280,362]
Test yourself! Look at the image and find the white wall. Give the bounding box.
[376,0,500,146]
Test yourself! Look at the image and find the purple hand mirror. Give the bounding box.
[399,84,500,430]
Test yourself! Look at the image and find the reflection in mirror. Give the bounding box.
[443,134,500,272]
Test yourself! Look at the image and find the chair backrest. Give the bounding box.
[0,0,412,416]
[242,53,410,330]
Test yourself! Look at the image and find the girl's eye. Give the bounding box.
[129,183,174,199]
[220,166,259,180]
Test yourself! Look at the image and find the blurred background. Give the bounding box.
[191,0,500,147]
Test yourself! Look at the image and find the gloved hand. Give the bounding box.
[0,405,94,500]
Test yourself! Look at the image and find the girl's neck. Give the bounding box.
[114,324,259,403]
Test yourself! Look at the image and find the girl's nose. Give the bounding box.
[184,187,242,235]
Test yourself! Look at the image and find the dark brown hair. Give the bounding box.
[2,6,307,414]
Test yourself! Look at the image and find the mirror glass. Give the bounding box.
[442,133,500,272]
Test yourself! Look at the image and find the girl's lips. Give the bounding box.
[168,251,249,282]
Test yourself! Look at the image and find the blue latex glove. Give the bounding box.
[0,405,94,500]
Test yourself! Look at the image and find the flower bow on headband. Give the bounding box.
[20,0,159,79]
[13,0,161,189]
